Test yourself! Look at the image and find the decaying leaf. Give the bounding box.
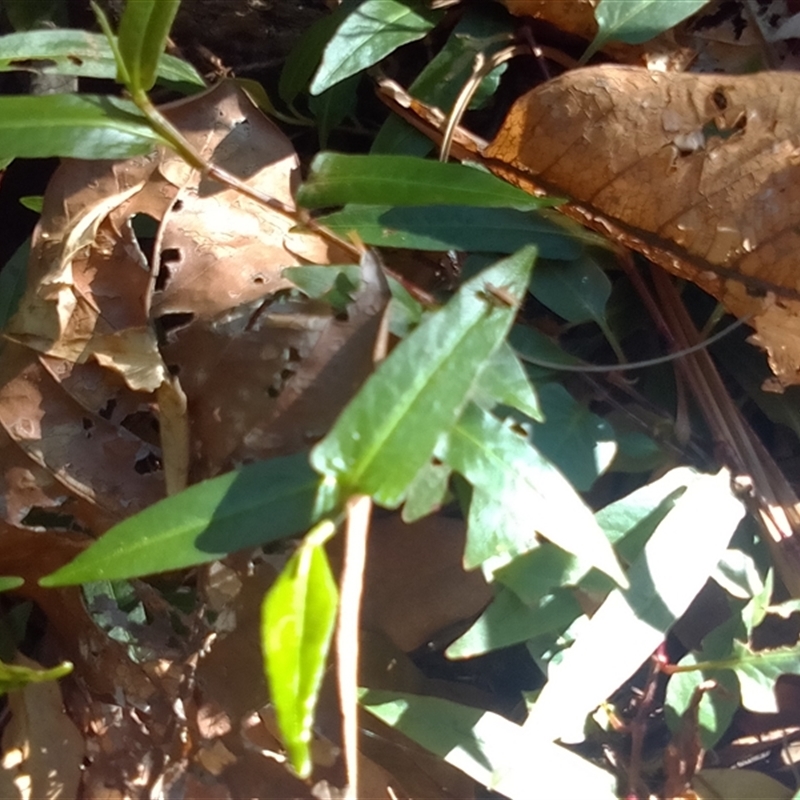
[161,248,390,479]
[484,65,800,388]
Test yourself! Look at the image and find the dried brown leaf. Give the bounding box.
[485,65,800,387]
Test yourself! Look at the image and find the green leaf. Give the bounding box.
[665,610,744,750]
[310,0,443,95]
[472,343,542,421]
[285,265,423,337]
[40,451,337,585]
[439,403,625,583]
[311,247,536,507]
[3,0,67,31]
[360,689,618,800]
[0,577,23,593]
[372,5,513,156]
[496,543,589,607]
[262,521,338,779]
[318,205,582,259]
[298,154,554,211]
[731,639,800,713]
[0,29,204,88]
[401,460,451,523]
[491,468,744,788]
[18,195,42,213]
[0,239,29,330]
[446,586,583,658]
[582,0,710,63]
[0,94,161,159]
[308,74,360,148]
[117,0,181,92]
[666,653,740,751]
[0,659,72,694]
[529,383,617,491]
[529,254,612,326]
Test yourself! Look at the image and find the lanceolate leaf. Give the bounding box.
[297,153,554,211]
[262,521,338,778]
[0,29,204,88]
[473,342,542,421]
[360,690,617,800]
[310,0,443,95]
[0,94,161,159]
[312,247,536,507]
[582,0,709,63]
[439,403,625,584]
[117,0,181,92]
[318,205,583,259]
[491,469,744,792]
[40,452,338,585]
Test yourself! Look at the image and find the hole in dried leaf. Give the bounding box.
[121,410,160,443]
[98,399,116,420]
[82,418,93,432]
[154,312,195,343]
[21,507,80,531]
[134,451,162,475]
[131,213,160,279]
[172,199,184,212]
[155,247,182,292]
[712,88,728,110]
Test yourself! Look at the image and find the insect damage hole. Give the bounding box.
[155,247,182,292]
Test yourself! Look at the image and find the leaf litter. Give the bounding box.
[6,2,800,798]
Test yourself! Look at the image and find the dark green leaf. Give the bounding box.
[0,94,161,159]
[308,74,360,148]
[529,254,612,326]
[0,29,203,88]
[310,0,442,95]
[318,205,582,259]
[529,383,616,491]
[496,543,588,607]
[117,0,181,92]
[446,586,582,658]
[40,451,337,585]
[0,239,29,330]
[3,0,67,31]
[372,5,514,156]
[582,0,709,63]
[298,154,554,211]
[312,248,536,507]
[262,522,338,778]
[439,403,625,583]
[472,343,542,421]
[279,0,361,104]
